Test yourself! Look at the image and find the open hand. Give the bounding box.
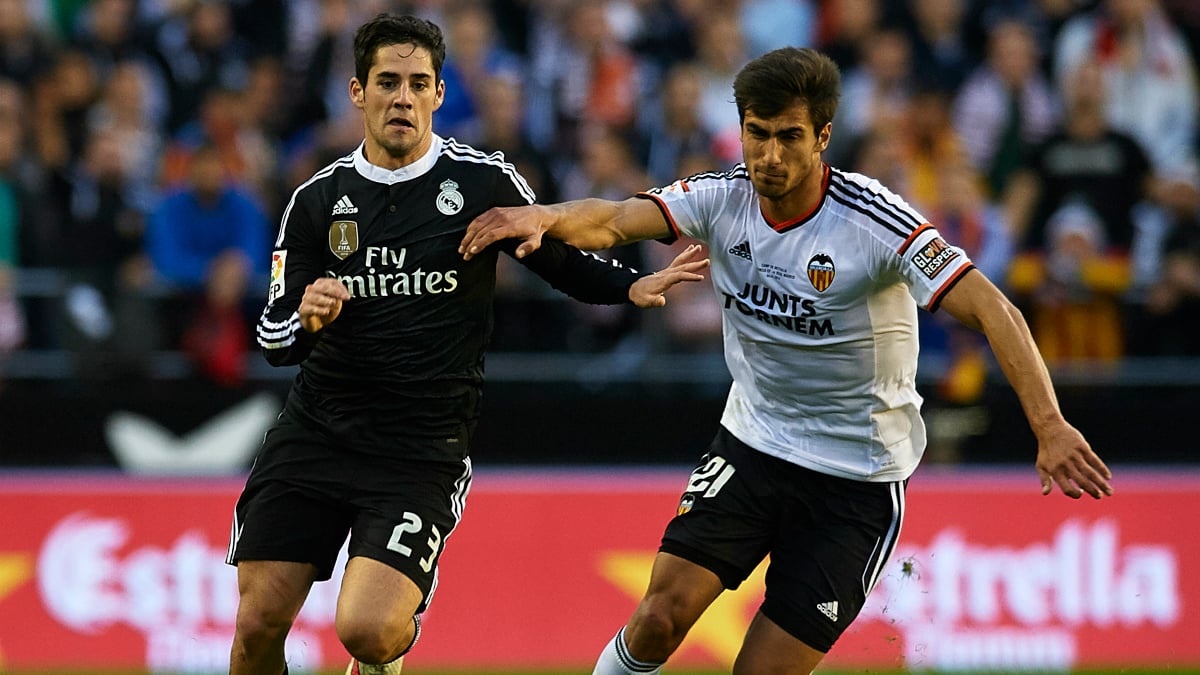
[629,244,710,308]
[460,205,547,260]
[1035,421,1113,499]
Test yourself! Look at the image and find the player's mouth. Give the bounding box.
[387,118,415,130]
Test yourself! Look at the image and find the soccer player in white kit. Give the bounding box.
[461,47,1113,675]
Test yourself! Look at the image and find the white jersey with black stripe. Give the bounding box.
[638,164,975,481]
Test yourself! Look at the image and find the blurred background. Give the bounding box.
[0,0,1198,673]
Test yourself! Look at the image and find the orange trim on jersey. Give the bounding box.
[898,223,934,255]
[635,192,681,240]
[927,264,976,312]
[764,164,831,232]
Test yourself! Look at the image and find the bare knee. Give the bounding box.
[337,612,415,664]
[625,596,691,662]
[233,602,295,655]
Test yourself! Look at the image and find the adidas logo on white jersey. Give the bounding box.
[728,240,752,261]
[816,601,839,622]
[332,195,358,215]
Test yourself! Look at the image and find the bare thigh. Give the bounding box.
[733,611,826,675]
[336,556,425,642]
[236,559,320,627]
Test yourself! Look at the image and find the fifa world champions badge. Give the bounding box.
[330,221,359,259]
[268,250,286,303]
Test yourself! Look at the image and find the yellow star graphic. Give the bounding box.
[600,551,767,667]
[0,553,33,667]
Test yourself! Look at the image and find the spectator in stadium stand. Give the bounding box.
[1001,57,1187,360]
[816,0,883,72]
[148,0,256,133]
[435,1,524,141]
[1053,0,1199,181]
[826,25,912,168]
[38,126,159,378]
[0,79,25,365]
[952,17,1060,200]
[1140,204,1200,355]
[690,9,750,165]
[146,142,270,387]
[223,13,706,675]
[635,61,718,187]
[900,0,976,92]
[0,0,58,89]
[460,46,1113,675]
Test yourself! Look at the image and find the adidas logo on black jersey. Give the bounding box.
[332,195,358,215]
[729,240,753,261]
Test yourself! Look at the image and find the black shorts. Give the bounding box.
[226,411,472,611]
[660,426,905,653]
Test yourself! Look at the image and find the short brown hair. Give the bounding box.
[353,13,446,86]
[733,48,841,129]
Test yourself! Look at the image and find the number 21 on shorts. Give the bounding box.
[685,455,736,498]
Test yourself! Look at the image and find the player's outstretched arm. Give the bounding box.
[629,244,710,308]
[460,197,669,260]
[938,270,1114,499]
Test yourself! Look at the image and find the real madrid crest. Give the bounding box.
[807,253,835,292]
[437,179,464,215]
[329,221,359,260]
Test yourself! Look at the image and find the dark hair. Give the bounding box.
[732,47,841,130]
[353,13,446,85]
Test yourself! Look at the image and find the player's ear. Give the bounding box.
[433,79,445,112]
[349,77,366,109]
[817,123,832,153]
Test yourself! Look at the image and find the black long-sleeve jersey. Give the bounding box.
[257,136,646,460]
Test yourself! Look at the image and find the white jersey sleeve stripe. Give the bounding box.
[442,137,537,204]
[275,153,355,248]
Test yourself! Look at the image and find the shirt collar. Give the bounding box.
[353,134,443,184]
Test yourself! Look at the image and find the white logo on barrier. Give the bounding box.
[860,519,1180,671]
[105,393,280,475]
[37,512,348,672]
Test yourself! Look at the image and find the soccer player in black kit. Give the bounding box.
[224,14,708,675]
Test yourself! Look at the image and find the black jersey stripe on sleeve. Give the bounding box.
[826,189,910,239]
[274,153,356,248]
[442,137,537,204]
[680,164,750,186]
[827,170,923,232]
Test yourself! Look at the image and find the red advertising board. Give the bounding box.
[0,468,1196,672]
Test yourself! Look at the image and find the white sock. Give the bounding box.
[351,656,403,675]
[592,627,663,675]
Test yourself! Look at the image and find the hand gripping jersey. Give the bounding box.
[639,165,975,481]
[258,136,644,459]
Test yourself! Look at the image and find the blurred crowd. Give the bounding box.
[0,0,1199,395]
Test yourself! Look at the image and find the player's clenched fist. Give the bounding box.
[299,277,351,333]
